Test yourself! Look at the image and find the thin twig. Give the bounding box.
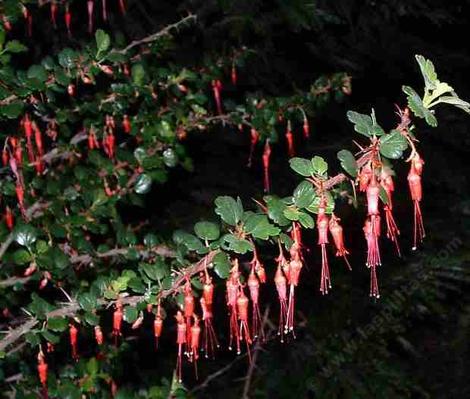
[0,251,218,353]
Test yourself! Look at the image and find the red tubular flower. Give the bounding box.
[189,315,201,378]
[359,164,372,192]
[65,3,72,37]
[275,243,288,342]
[247,128,259,167]
[231,63,237,85]
[50,1,57,28]
[262,140,271,193]
[102,0,108,21]
[5,206,14,231]
[183,280,195,342]
[2,148,8,167]
[200,296,219,358]
[94,325,104,345]
[408,158,425,250]
[112,302,123,345]
[122,115,131,134]
[285,120,295,157]
[226,263,240,351]
[363,218,381,298]
[37,352,48,399]
[69,324,79,360]
[329,214,352,270]
[303,116,310,139]
[119,0,127,15]
[247,268,264,341]
[381,171,401,256]
[317,200,331,294]
[154,302,163,348]
[236,289,252,361]
[175,311,186,383]
[211,79,223,115]
[87,0,94,34]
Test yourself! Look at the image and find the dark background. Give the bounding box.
[20,0,470,397]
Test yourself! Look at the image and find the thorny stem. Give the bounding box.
[0,251,219,353]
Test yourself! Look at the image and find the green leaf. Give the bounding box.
[415,55,438,90]
[402,86,437,127]
[435,95,470,114]
[124,306,138,323]
[5,40,27,53]
[346,111,373,137]
[289,157,314,177]
[144,233,158,247]
[95,29,111,55]
[379,130,408,159]
[214,196,243,226]
[346,110,384,137]
[311,156,328,176]
[27,65,47,81]
[0,101,24,118]
[213,252,231,278]
[14,225,37,247]
[265,196,290,226]
[293,181,315,208]
[283,207,301,221]
[47,317,68,332]
[222,234,253,254]
[244,214,280,240]
[194,221,220,241]
[337,149,358,177]
[132,63,146,86]
[12,249,32,265]
[173,231,204,252]
[58,48,76,68]
[78,292,97,312]
[140,261,169,281]
[134,173,152,194]
[298,212,315,229]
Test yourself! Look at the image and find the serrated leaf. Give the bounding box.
[134,173,152,194]
[27,65,47,81]
[346,110,373,137]
[47,317,68,332]
[298,212,315,229]
[337,149,358,177]
[223,234,253,254]
[14,225,37,247]
[132,63,146,86]
[283,207,301,221]
[173,231,204,252]
[124,306,138,323]
[265,196,290,226]
[244,214,280,240]
[214,196,243,226]
[95,29,111,55]
[435,95,470,114]
[293,181,315,208]
[12,249,32,265]
[379,130,408,159]
[78,292,97,312]
[289,157,314,177]
[347,110,384,137]
[1,101,24,118]
[213,252,231,278]
[5,40,27,53]
[415,55,438,90]
[402,86,437,127]
[311,156,328,176]
[194,221,220,241]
